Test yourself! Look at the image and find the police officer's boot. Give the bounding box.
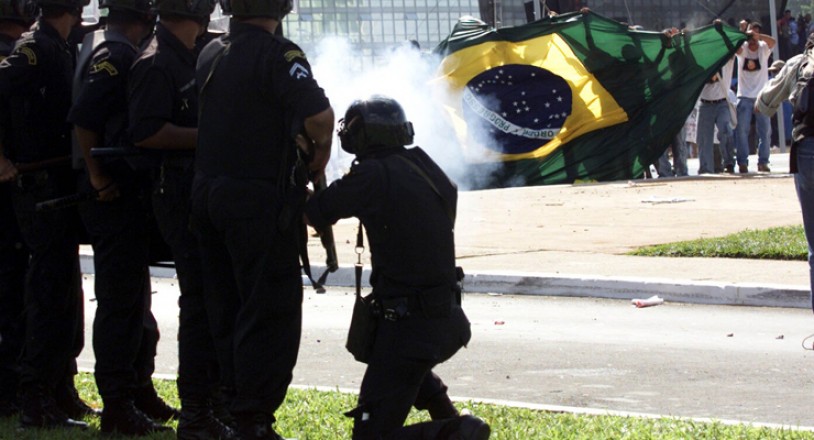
[211,386,236,429]
[100,398,173,436]
[54,378,100,419]
[133,383,180,422]
[0,398,18,418]
[452,415,491,440]
[424,393,459,420]
[235,413,285,440]
[177,399,239,440]
[18,384,88,429]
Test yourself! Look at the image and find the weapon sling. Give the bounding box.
[394,154,455,223]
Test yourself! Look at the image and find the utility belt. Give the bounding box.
[374,283,460,322]
[14,162,73,191]
[15,170,50,190]
[700,98,727,104]
[153,156,194,195]
[160,156,194,171]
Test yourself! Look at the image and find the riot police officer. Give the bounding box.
[304,96,490,440]
[0,0,91,429]
[192,0,333,437]
[128,0,237,438]
[0,0,32,418]
[67,0,182,435]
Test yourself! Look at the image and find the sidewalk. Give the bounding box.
[80,154,811,309]
[301,152,810,309]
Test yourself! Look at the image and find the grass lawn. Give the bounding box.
[5,227,812,439]
[628,226,808,260]
[1,374,813,439]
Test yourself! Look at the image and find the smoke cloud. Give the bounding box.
[306,36,499,190]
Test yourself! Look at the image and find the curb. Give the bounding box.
[79,256,810,309]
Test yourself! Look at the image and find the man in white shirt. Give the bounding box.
[697,56,735,174]
[735,22,776,173]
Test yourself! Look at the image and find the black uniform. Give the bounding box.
[0,30,29,413]
[0,18,84,400]
[67,29,159,404]
[305,147,473,439]
[191,21,329,418]
[128,22,217,402]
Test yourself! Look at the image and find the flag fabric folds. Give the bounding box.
[433,11,747,188]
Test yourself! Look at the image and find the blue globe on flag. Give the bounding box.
[461,64,573,155]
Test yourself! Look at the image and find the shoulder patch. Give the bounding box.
[89,60,119,76]
[289,62,310,79]
[19,47,36,65]
[284,50,307,62]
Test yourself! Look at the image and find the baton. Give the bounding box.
[35,191,98,212]
[90,147,143,158]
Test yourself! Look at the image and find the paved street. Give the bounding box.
[78,277,814,429]
[73,151,814,431]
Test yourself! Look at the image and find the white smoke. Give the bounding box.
[307,36,498,190]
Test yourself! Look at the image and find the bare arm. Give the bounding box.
[0,142,16,182]
[74,125,120,201]
[759,33,776,50]
[303,107,334,177]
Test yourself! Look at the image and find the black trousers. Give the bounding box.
[0,183,28,399]
[190,174,302,416]
[10,168,83,392]
[348,307,472,439]
[152,165,218,400]
[78,166,158,401]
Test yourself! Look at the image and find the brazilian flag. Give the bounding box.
[433,11,747,188]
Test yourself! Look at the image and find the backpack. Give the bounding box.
[791,52,814,141]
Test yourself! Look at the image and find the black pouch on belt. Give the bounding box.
[346,293,378,363]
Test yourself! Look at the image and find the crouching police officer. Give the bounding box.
[304,96,490,440]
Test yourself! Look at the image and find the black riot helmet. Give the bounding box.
[35,0,89,12]
[338,95,415,156]
[100,0,152,15]
[0,0,35,24]
[154,0,214,21]
[219,0,291,19]
[100,0,154,23]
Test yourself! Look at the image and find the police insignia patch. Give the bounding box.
[19,47,36,65]
[90,60,118,76]
[289,62,309,79]
[283,50,306,62]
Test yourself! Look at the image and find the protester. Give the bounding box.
[735,22,776,173]
[756,36,814,311]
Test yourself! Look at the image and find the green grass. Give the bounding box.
[628,226,809,260]
[2,374,813,439]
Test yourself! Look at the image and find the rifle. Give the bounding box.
[290,132,338,293]
[312,170,339,282]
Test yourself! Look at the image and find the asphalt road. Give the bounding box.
[77,276,814,429]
